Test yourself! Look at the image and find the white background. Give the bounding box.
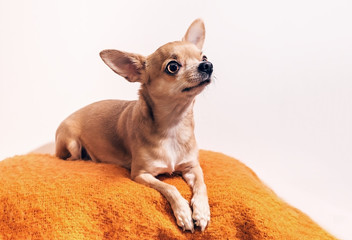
[0,0,351,239]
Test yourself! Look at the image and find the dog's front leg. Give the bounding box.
[133,173,194,232]
[182,164,210,231]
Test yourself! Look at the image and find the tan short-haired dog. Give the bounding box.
[55,19,212,232]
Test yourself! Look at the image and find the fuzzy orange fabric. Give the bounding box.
[0,150,335,240]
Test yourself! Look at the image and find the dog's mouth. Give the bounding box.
[182,79,211,92]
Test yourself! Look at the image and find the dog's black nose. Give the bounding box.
[198,61,213,74]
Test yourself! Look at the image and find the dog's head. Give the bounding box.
[100,19,213,99]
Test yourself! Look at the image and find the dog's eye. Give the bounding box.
[202,55,208,61]
[166,61,180,74]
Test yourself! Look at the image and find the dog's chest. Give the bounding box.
[160,138,180,172]
[151,128,191,175]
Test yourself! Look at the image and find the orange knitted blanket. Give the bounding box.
[0,150,335,239]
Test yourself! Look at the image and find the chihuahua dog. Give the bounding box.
[55,19,212,232]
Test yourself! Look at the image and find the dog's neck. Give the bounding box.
[138,86,195,133]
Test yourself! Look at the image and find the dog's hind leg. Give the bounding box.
[55,134,82,160]
[66,139,82,160]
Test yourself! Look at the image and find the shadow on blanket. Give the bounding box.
[0,150,335,239]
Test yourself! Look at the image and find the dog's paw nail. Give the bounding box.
[200,219,207,231]
[185,219,194,232]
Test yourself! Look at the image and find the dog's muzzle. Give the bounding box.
[182,62,213,93]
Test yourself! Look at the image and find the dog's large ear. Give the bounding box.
[182,18,205,50]
[100,50,146,83]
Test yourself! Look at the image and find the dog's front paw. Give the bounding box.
[191,194,210,231]
[172,197,194,232]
